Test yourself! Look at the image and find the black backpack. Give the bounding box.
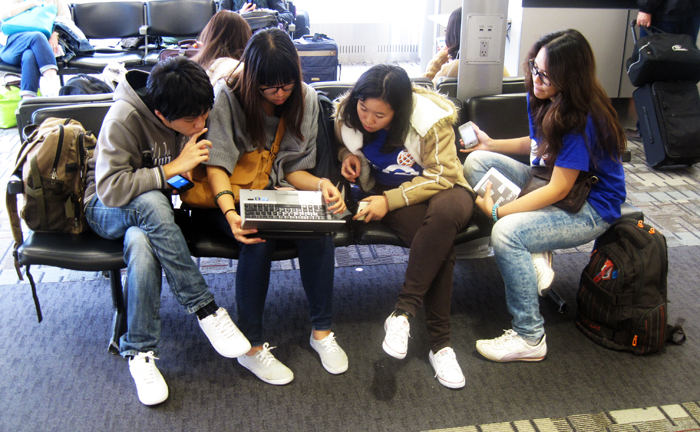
[576,219,685,355]
[59,74,113,96]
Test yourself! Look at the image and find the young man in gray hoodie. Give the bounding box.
[84,56,251,406]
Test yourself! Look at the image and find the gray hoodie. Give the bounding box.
[85,70,184,209]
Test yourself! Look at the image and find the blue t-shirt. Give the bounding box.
[363,129,423,187]
[527,94,626,223]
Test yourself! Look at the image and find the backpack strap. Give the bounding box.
[25,265,43,323]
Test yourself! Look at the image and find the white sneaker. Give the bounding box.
[237,343,294,385]
[128,351,168,406]
[476,329,547,363]
[383,313,410,359]
[310,332,348,374]
[429,347,465,389]
[532,251,555,296]
[198,307,251,358]
[39,75,61,97]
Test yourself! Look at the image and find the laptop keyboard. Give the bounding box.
[243,203,332,220]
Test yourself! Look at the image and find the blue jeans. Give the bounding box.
[85,191,215,357]
[211,212,335,347]
[0,32,58,97]
[464,151,610,340]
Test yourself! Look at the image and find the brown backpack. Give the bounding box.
[5,117,96,321]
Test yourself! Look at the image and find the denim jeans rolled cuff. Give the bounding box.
[1,32,58,94]
[39,64,58,74]
[86,191,215,355]
[491,203,610,340]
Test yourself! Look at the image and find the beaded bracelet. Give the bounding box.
[214,190,234,207]
[492,203,500,222]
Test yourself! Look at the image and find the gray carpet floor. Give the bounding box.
[1,246,698,432]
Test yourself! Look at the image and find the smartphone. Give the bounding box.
[458,121,479,149]
[167,174,195,192]
[356,200,369,221]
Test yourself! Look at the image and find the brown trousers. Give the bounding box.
[382,186,474,352]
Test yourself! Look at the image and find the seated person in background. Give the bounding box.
[204,28,347,386]
[335,64,475,389]
[219,0,294,27]
[0,0,67,97]
[423,7,509,86]
[461,29,626,363]
[192,10,252,85]
[84,56,251,406]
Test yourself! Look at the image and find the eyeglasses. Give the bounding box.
[528,59,551,87]
[259,82,296,96]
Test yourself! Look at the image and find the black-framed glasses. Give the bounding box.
[528,59,551,86]
[259,82,296,96]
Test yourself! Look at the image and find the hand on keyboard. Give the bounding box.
[320,181,346,215]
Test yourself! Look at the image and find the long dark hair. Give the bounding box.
[525,29,626,165]
[445,7,462,60]
[228,28,304,149]
[338,64,413,152]
[192,11,251,69]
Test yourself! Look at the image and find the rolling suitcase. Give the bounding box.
[294,33,340,83]
[633,81,700,167]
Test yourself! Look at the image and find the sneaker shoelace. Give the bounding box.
[255,342,279,367]
[210,310,238,339]
[131,351,160,384]
[492,329,521,347]
[433,349,461,379]
[386,316,410,344]
[317,332,340,353]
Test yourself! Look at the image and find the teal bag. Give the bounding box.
[1,4,58,39]
[0,74,22,129]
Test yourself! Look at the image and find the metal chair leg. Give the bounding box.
[547,288,567,313]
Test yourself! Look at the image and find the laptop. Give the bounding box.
[239,189,346,235]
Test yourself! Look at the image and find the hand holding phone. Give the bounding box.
[356,200,369,221]
[458,121,479,149]
[167,174,195,193]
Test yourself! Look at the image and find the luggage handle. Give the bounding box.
[304,33,328,42]
[630,19,670,44]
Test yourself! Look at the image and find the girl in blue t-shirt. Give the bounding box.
[462,29,627,363]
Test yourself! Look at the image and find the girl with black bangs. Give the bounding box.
[462,29,626,363]
[205,28,347,386]
[335,64,475,389]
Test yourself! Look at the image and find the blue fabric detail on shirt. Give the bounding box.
[527,94,626,223]
[363,129,423,187]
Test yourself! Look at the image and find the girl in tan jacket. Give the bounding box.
[335,64,475,389]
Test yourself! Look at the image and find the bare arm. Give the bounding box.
[475,166,580,218]
[459,123,531,156]
[205,165,263,244]
[285,170,346,214]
